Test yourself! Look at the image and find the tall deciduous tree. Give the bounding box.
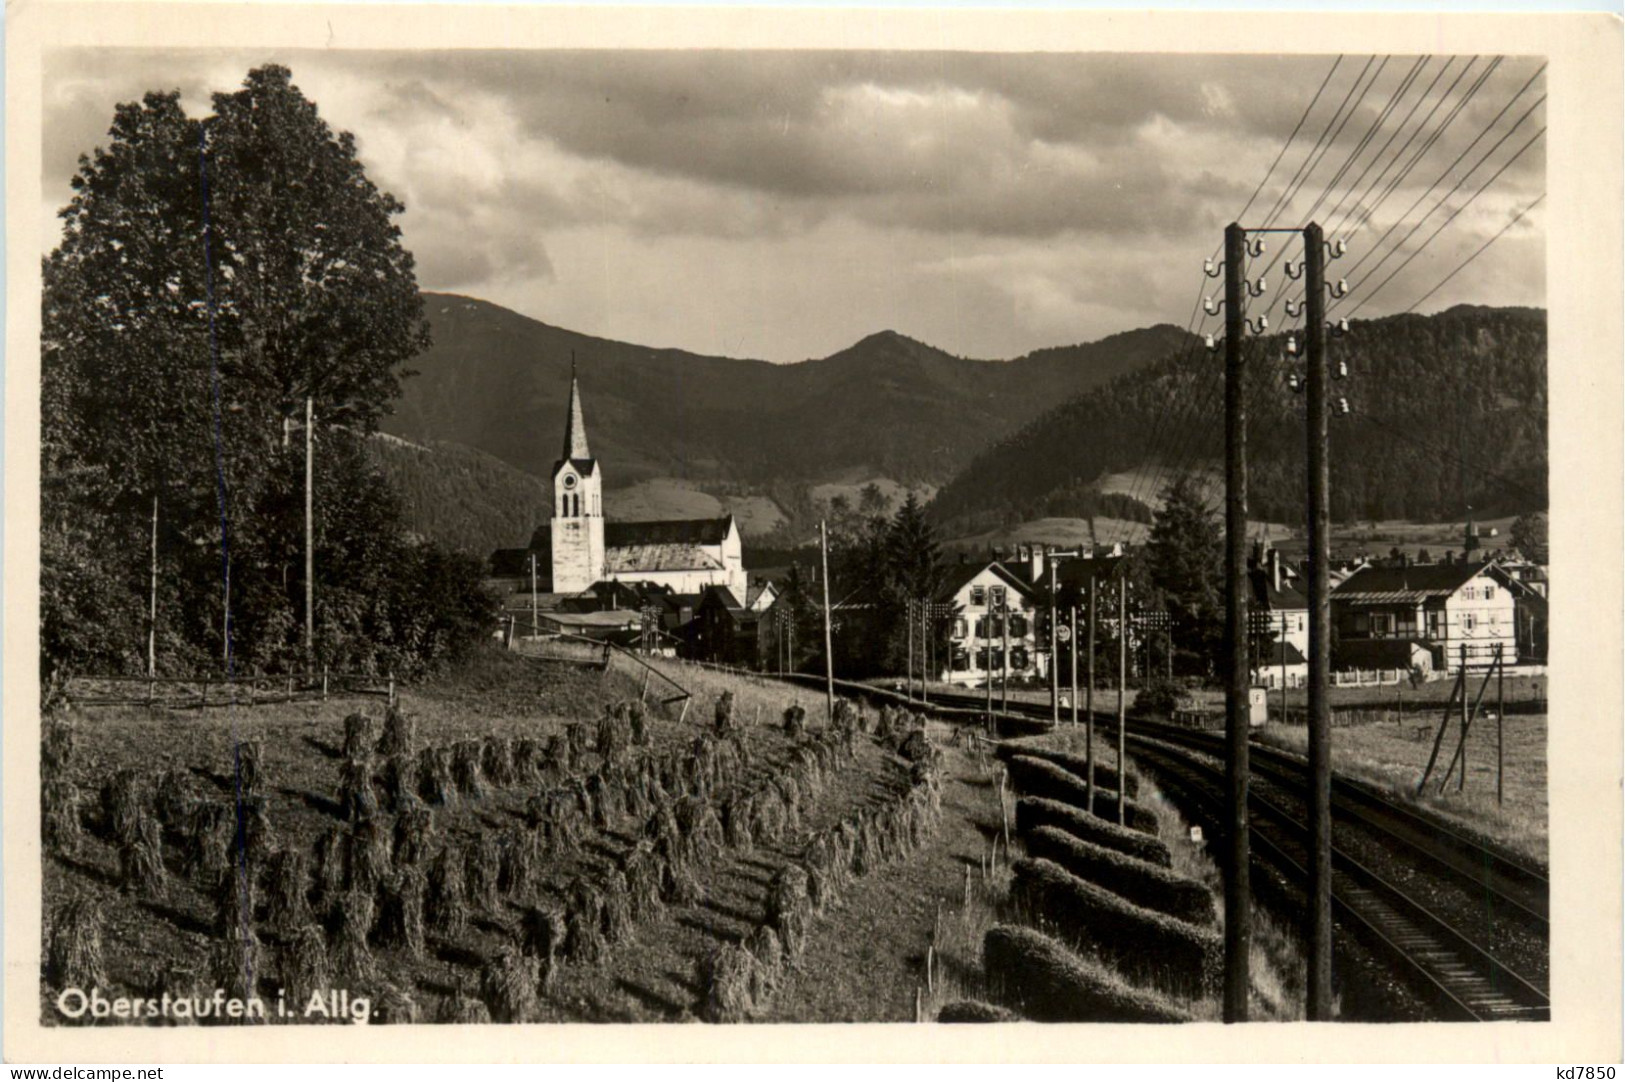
[1510,510,1548,565]
[41,66,484,677]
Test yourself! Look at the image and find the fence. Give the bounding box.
[63,668,395,710]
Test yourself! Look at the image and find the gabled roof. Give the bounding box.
[1333,560,1501,605]
[934,560,1037,604]
[1260,641,1308,667]
[606,517,735,547]
[1253,573,1309,612]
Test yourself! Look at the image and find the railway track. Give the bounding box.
[916,686,1548,929]
[1128,737,1550,1021]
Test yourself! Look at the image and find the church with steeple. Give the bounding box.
[487,365,748,610]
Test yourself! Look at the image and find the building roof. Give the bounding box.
[1260,641,1308,667]
[605,517,735,547]
[1253,574,1309,612]
[934,560,1036,604]
[606,543,725,574]
[542,609,642,630]
[1333,560,1501,606]
[561,367,591,461]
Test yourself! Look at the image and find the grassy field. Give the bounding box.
[1256,713,1548,868]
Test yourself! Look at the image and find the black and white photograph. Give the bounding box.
[6,1,1620,1065]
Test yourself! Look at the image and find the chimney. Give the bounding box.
[1269,549,1281,593]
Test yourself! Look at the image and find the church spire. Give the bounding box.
[562,353,590,461]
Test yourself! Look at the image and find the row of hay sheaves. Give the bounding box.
[940,742,1223,1023]
[42,692,940,1024]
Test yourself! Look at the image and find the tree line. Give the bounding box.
[42,66,496,680]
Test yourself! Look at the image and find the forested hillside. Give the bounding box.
[387,294,1195,487]
[930,306,1547,532]
[368,434,550,553]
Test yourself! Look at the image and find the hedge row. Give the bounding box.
[1004,756,1159,835]
[1024,826,1215,926]
[994,742,1139,799]
[1013,798,1171,868]
[982,924,1191,1023]
[1010,858,1221,999]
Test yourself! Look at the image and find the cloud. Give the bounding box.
[40,48,1546,361]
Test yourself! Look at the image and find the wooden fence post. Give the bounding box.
[322,665,329,701]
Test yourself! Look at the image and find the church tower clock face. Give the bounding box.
[563,474,578,490]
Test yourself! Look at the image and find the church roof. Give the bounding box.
[606,543,726,574]
[561,366,591,461]
[605,517,734,547]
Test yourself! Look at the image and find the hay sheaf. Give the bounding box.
[342,713,376,763]
[465,835,502,911]
[426,846,469,937]
[1012,797,1172,867]
[995,743,1139,798]
[339,759,379,824]
[264,848,314,930]
[936,1000,1021,1023]
[480,945,540,1023]
[482,737,517,789]
[101,769,148,844]
[276,922,330,1006]
[1004,757,1158,835]
[376,865,428,959]
[45,899,106,990]
[329,889,378,984]
[1025,826,1215,925]
[700,943,756,1023]
[983,924,1191,1023]
[1009,858,1219,999]
[43,777,83,855]
[377,705,415,758]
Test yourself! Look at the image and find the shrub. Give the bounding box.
[342,712,375,762]
[1025,826,1215,925]
[983,925,1191,1023]
[936,1000,1019,1023]
[1135,676,1190,718]
[1014,797,1170,867]
[1005,756,1158,834]
[1009,859,1220,999]
[45,899,106,990]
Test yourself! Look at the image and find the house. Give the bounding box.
[1331,558,1516,672]
[487,368,749,606]
[691,585,776,667]
[936,559,1043,687]
[1255,640,1310,689]
[1251,544,1309,657]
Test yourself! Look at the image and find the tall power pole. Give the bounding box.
[820,519,835,723]
[530,552,539,640]
[1116,576,1127,827]
[1304,220,1335,1019]
[304,395,315,672]
[1222,221,1252,1022]
[1069,606,1079,730]
[1050,559,1060,726]
[1086,575,1097,811]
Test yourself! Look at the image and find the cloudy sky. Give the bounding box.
[43,49,1545,361]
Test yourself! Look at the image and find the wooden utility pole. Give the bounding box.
[923,602,933,704]
[1116,575,1127,827]
[1001,598,1011,712]
[907,597,915,701]
[1458,642,1469,792]
[1086,575,1097,812]
[530,552,539,642]
[985,600,994,721]
[149,494,159,678]
[1496,643,1505,804]
[820,519,835,723]
[1223,219,1253,1026]
[1050,560,1060,726]
[1069,606,1079,730]
[304,395,315,671]
[1304,220,1334,1019]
